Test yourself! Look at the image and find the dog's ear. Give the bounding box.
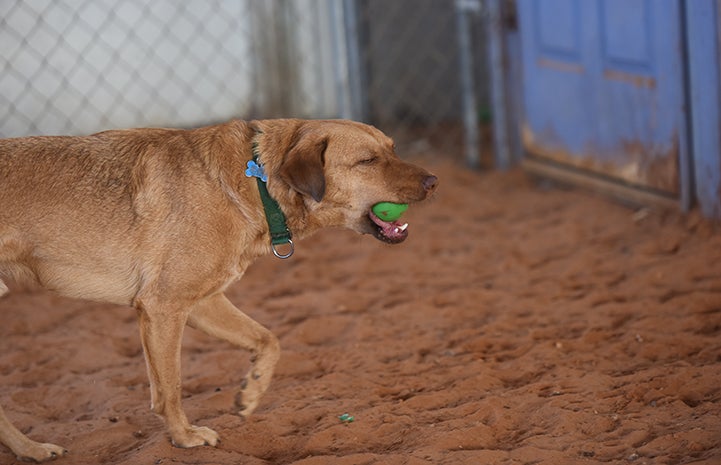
[279,132,327,202]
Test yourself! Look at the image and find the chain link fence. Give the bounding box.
[2,0,252,135]
[355,0,490,161]
[1,0,493,160]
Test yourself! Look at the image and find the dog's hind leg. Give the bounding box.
[187,293,280,417]
[0,404,67,462]
[1,229,33,298]
[0,275,66,461]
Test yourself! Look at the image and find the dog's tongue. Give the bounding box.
[370,211,408,243]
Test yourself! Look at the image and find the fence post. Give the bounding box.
[342,0,368,121]
[455,0,481,169]
[486,0,511,170]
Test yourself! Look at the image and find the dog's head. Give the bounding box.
[256,119,437,244]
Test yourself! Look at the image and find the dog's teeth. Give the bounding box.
[399,223,408,231]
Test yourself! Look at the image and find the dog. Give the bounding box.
[0,118,437,462]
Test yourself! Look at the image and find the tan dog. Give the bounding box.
[0,119,437,462]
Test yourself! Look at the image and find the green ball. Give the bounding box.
[372,202,408,221]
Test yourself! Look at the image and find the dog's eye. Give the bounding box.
[356,156,378,166]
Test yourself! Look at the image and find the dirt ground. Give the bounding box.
[1,157,720,465]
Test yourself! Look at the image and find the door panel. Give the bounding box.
[518,0,684,195]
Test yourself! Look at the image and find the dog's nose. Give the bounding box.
[423,175,438,193]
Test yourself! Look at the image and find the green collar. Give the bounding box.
[246,141,294,259]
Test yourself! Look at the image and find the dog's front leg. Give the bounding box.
[136,301,219,448]
[187,293,280,416]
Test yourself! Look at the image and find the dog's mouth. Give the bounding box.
[368,210,409,244]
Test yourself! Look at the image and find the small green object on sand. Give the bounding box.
[372,202,408,222]
[339,413,355,423]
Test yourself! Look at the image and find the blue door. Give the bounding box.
[518,0,687,199]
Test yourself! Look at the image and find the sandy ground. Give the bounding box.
[1,158,720,465]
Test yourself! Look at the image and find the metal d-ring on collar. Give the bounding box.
[271,239,294,259]
[245,139,294,259]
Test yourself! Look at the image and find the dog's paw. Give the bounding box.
[234,387,260,417]
[170,425,220,448]
[234,369,270,417]
[15,441,67,462]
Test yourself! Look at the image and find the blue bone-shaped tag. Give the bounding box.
[245,160,268,183]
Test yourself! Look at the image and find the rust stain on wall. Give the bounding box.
[537,58,585,74]
[522,124,679,194]
[603,69,657,89]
